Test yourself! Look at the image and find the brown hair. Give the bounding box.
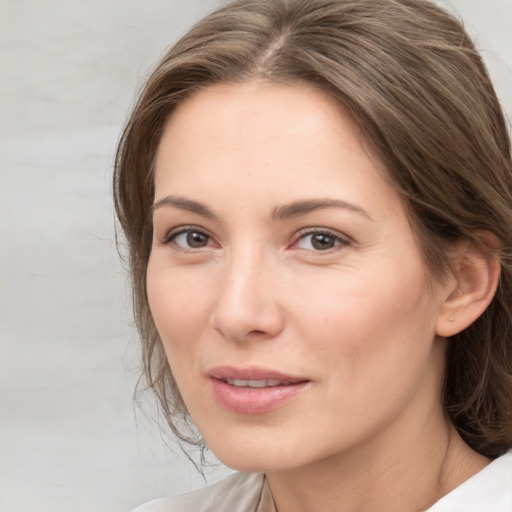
[114,0,512,458]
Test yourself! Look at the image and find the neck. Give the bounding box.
[266,406,489,512]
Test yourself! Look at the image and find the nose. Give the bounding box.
[210,246,285,343]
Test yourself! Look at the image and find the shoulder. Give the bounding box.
[130,472,265,512]
[427,450,512,512]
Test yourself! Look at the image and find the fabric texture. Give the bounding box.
[131,451,512,511]
[130,473,272,512]
[427,450,512,511]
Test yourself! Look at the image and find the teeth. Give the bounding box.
[226,378,290,388]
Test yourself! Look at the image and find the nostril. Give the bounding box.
[211,284,285,342]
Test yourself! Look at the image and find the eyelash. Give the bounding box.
[161,226,350,253]
[162,226,214,251]
[292,228,350,252]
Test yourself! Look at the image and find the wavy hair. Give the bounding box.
[114,0,512,458]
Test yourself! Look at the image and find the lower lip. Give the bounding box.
[210,378,308,414]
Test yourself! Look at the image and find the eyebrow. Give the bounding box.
[152,195,371,221]
[152,195,217,218]
[272,198,372,221]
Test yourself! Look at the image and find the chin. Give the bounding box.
[215,450,294,474]
[204,430,314,474]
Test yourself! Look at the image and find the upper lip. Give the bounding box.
[208,366,308,384]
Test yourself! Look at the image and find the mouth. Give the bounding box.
[224,378,298,388]
[208,366,309,414]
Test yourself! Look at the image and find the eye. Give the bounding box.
[165,228,213,249]
[296,230,348,251]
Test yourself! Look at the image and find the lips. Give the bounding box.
[225,378,294,388]
[208,366,309,414]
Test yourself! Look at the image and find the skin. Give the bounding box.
[147,81,491,512]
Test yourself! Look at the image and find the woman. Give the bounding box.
[115,0,512,510]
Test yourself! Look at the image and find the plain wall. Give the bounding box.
[0,1,510,511]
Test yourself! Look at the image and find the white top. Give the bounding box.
[428,451,512,512]
[131,451,512,511]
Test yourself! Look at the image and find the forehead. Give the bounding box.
[153,81,403,220]
[156,82,379,175]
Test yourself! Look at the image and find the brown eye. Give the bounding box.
[170,230,211,249]
[311,233,336,250]
[296,231,348,251]
[186,231,209,248]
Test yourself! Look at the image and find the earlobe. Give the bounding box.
[436,236,501,338]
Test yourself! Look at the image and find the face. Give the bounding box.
[147,81,452,473]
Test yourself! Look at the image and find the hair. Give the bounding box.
[114,0,512,459]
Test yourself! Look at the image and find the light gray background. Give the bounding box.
[0,1,510,511]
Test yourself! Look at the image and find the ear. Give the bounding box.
[436,233,501,338]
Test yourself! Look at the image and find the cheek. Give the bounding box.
[291,265,439,382]
[146,262,215,359]
[293,278,441,449]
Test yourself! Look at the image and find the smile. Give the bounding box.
[225,378,295,388]
[208,366,309,414]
